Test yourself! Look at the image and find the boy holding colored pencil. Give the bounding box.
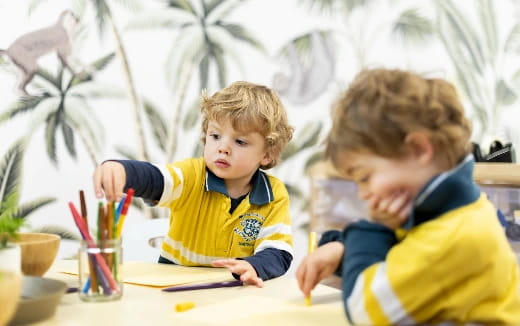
[296,69,520,325]
[93,81,294,287]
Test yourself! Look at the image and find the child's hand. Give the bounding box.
[92,161,126,202]
[211,259,264,287]
[296,241,344,297]
[367,191,412,230]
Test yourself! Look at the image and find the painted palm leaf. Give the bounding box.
[15,197,57,219]
[392,8,434,44]
[0,140,56,225]
[301,0,372,14]
[142,99,168,151]
[0,94,51,122]
[281,121,322,161]
[0,141,24,205]
[0,54,116,166]
[435,0,518,141]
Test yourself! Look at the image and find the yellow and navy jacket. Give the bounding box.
[321,155,520,325]
[119,157,293,280]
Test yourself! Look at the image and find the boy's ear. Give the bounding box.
[404,132,434,164]
[261,152,273,166]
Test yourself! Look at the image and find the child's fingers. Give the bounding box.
[102,170,117,202]
[213,260,263,287]
[212,259,247,275]
[211,259,235,268]
[398,201,413,221]
[92,167,105,199]
[240,271,263,287]
[386,192,410,217]
[99,162,125,202]
[298,260,319,296]
[296,258,309,293]
[112,169,126,202]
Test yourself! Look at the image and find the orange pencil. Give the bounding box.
[106,202,114,240]
[105,202,114,269]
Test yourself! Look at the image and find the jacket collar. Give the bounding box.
[403,154,481,229]
[205,168,274,205]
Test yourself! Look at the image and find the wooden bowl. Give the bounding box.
[15,233,60,276]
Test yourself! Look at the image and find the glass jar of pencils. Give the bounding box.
[78,238,123,302]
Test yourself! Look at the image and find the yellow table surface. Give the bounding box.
[26,260,350,326]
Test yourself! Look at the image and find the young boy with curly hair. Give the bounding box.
[297,68,520,325]
[94,81,294,287]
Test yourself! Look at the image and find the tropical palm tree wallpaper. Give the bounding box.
[0,0,519,263]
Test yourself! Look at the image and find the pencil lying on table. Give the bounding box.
[162,280,243,292]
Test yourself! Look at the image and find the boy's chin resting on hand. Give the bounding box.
[211,258,264,287]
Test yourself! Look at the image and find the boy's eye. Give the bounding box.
[236,139,247,146]
[209,133,220,140]
[351,171,369,184]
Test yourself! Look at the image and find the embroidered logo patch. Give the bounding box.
[234,213,265,242]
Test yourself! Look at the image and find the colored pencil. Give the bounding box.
[79,190,99,293]
[161,280,243,292]
[305,231,317,306]
[116,188,134,238]
[68,202,119,291]
[115,194,126,224]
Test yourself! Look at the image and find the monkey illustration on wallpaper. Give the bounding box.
[0,10,87,96]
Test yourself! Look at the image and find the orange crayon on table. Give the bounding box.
[305,231,317,306]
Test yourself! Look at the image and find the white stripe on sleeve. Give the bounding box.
[162,237,226,265]
[254,239,293,255]
[371,264,415,325]
[257,224,292,239]
[347,275,371,325]
[154,164,184,206]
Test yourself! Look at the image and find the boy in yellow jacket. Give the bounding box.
[94,81,294,287]
[297,68,520,325]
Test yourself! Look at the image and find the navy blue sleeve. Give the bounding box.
[238,248,293,281]
[116,160,164,203]
[319,230,343,245]
[341,220,397,298]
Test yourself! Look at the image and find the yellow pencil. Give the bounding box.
[305,231,317,306]
[116,188,134,238]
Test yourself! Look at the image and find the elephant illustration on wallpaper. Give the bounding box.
[0,10,90,96]
[272,31,336,106]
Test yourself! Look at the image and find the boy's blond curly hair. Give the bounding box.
[326,68,472,169]
[200,81,294,169]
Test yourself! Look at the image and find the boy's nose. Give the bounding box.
[218,144,230,155]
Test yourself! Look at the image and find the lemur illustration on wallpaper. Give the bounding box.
[0,10,87,96]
